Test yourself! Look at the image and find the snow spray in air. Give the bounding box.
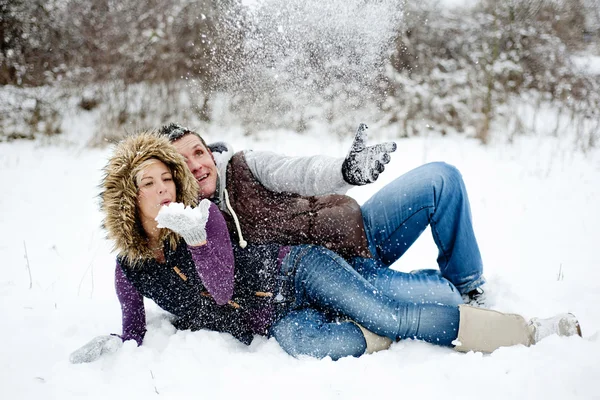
[217,0,405,133]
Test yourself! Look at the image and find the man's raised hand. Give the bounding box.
[342,123,397,185]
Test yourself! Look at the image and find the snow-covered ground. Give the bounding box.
[1,120,599,399]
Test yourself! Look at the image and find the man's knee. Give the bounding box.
[422,162,465,195]
[427,162,462,181]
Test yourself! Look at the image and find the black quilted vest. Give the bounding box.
[118,239,286,344]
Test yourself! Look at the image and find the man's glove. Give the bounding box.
[69,335,123,364]
[342,123,397,185]
[155,199,211,246]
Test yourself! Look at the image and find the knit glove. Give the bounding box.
[341,123,397,185]
[69,335,123,364]
[155,199,211,246]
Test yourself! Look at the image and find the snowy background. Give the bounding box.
[2,0,600,398]
[1,120,599,399]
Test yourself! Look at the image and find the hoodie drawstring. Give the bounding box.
[223,188,248,248]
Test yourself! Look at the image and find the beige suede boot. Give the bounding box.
[454,305,582,353]
[454,304,533,353]
[352,322,393,354]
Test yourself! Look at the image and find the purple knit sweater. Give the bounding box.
[114,202,238,345]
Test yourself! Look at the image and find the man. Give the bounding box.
[160,123,486,304]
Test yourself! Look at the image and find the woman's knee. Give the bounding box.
[270,310,366,360]
[270,309,324,357]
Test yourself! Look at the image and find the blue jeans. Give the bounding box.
[353,162,485,296]
[270,245,460,360]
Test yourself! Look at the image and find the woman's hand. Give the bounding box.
[69,335,123,364]
[155,199,211,246]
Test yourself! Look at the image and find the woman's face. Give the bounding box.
[136,159,176,223]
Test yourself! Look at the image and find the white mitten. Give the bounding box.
[69,335,123,364]
[155,199,211,246]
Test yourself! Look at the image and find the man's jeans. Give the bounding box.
[354,162,485,296]
[270,245,460,360]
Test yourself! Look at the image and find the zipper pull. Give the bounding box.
[255,291,273,298]
[173,266,187,281]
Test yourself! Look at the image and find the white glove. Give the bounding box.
[155,199,211,246]
[69,335,123,364]
[341,123,397,185]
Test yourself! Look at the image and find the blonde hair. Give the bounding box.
[133,158,162,189]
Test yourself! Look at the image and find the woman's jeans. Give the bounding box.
[269,162,483,360]
[270,245,461,360]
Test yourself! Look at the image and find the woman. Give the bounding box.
[70,132,581,363]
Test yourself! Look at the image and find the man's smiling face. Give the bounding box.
[172,134,218,199]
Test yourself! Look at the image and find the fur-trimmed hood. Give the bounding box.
[100,131,199,263]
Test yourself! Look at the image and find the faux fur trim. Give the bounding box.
[100,131,199,264]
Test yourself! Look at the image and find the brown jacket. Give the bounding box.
[222,152,371,259]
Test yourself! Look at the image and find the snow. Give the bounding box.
[156,202,208,230]
[572,55,600,75]
[220,0,404,133]
[1,121,600,399]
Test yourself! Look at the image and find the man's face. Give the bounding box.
[172,134,218,199]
